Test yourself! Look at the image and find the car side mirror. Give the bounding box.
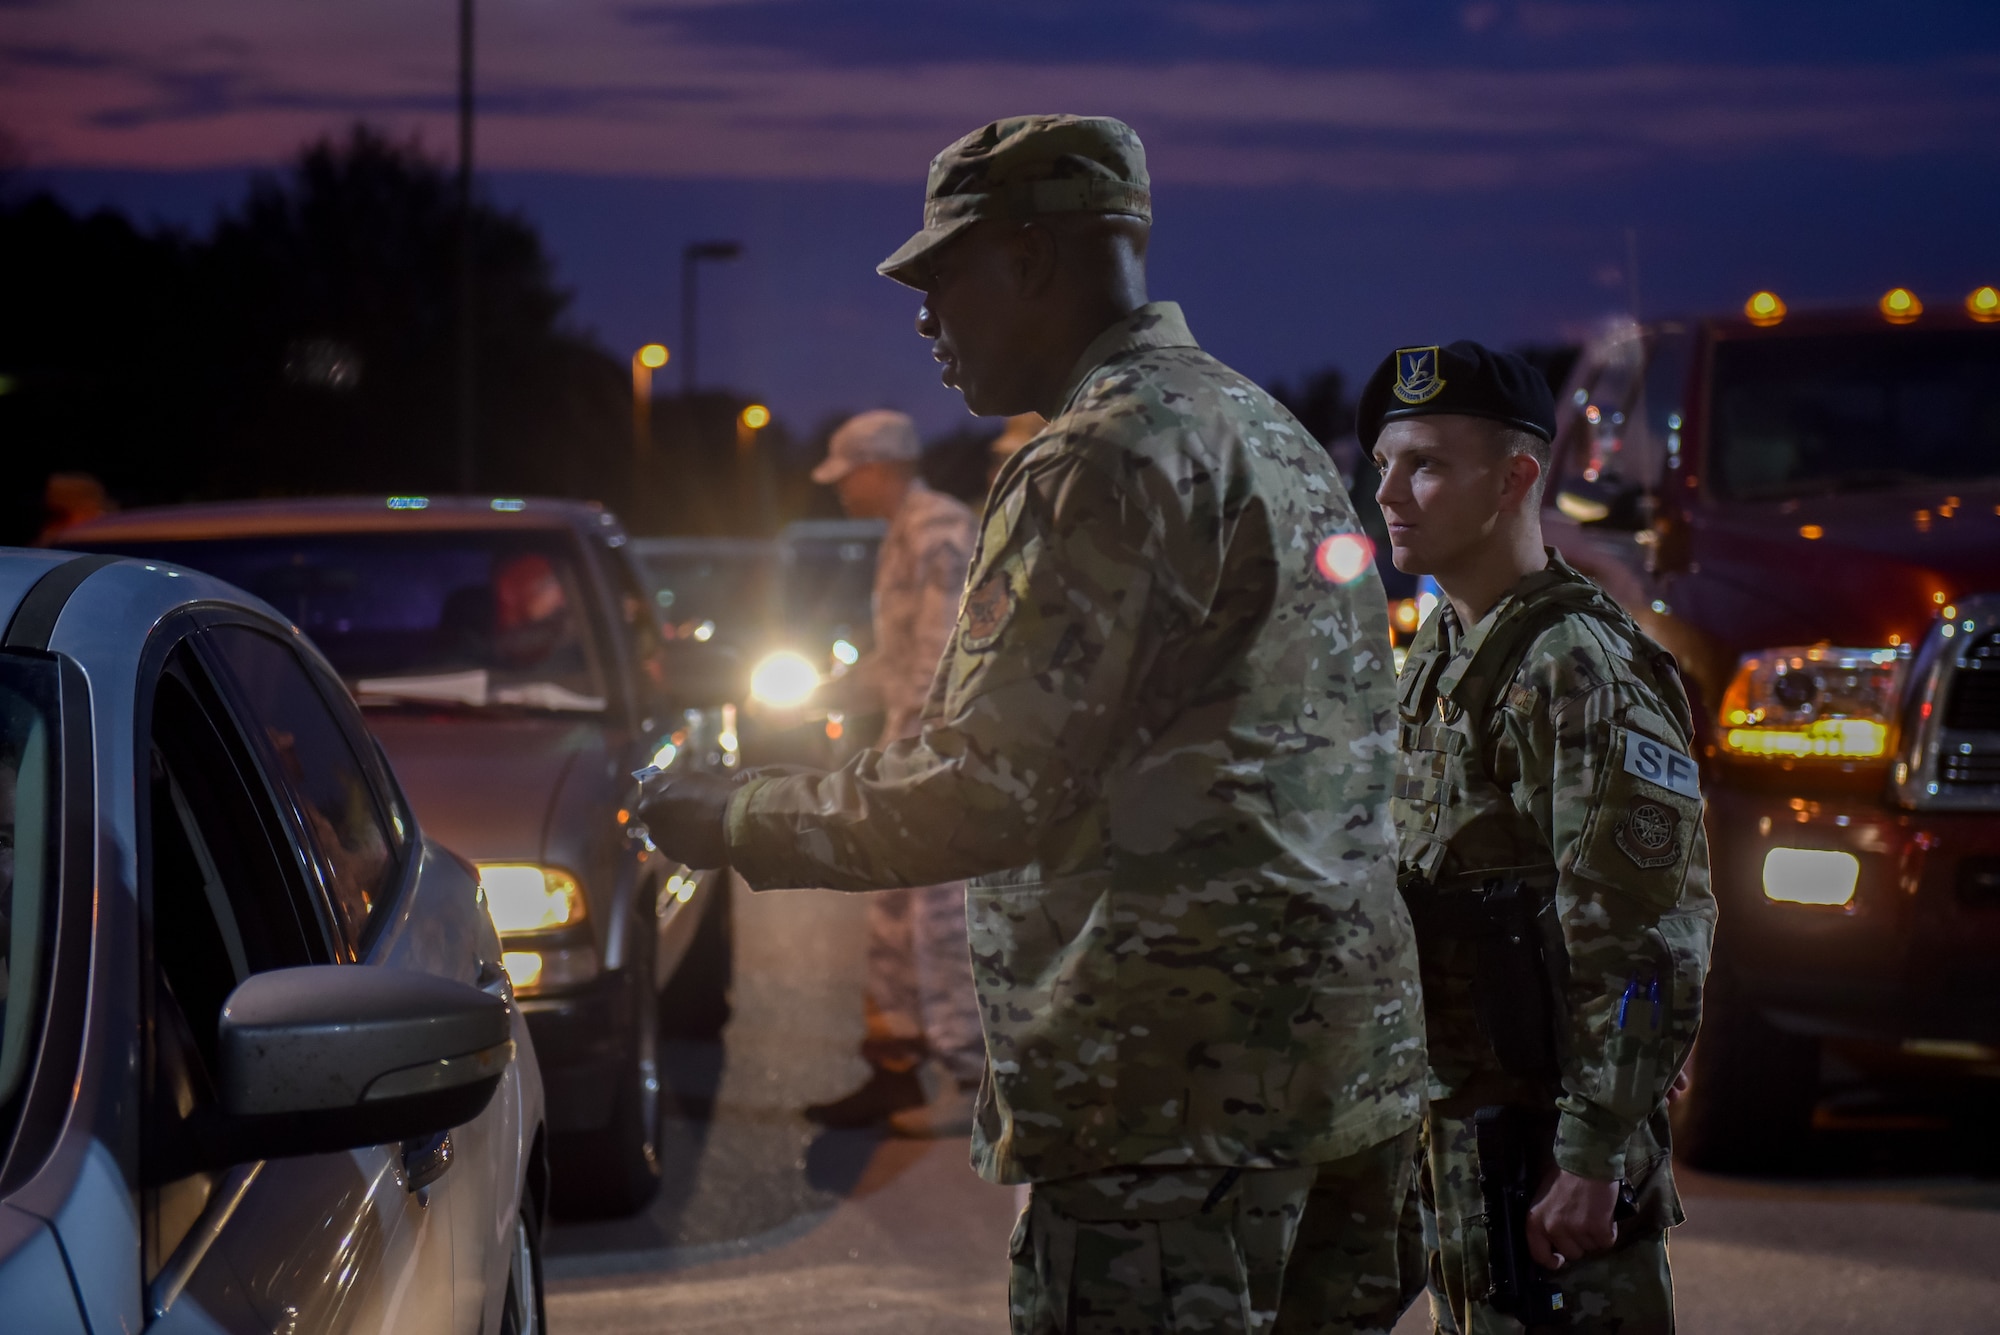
[660,639,744,708]
[190,965,512,1169]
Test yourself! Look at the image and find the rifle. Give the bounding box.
[1472,1106,1640,1326]
[1401,877,1564,1079]
[1472,1105,1569,1326]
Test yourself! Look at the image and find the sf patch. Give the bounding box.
[1574,723,1703,907]
[960,570,1017,652]
[1614,800,1681,870]
[1392,346,1447,405]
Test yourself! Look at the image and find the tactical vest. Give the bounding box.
[1392,566,1697,1080]
[1393,567,1694,891]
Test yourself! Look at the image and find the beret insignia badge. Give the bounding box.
[1391,346,1447,405]
[1615,800,1681,870]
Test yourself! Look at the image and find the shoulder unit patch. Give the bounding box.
[960,570,1017,652]
[1614,799,1682,870]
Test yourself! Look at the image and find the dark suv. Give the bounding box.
[1543,295,2000,1166]
[66,496,738,1214]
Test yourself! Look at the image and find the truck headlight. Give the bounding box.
[750,650,820,708]
[1718,646,1904,760]
[1762,848,1859,907]
[479,863,587,935]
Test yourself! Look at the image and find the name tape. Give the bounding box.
[1624,732,1700,800]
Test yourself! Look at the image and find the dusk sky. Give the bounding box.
[7,0,1999,438]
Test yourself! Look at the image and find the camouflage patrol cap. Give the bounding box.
[877,115,1151,289]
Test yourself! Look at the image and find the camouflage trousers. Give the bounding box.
[1409,1107,1675,1334]
[1008,1127,1420,1334]
[862,880,985,1087]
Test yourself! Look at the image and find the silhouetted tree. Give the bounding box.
[0,125,633,541]
[0,193,202,540]
[920,424,999,507]
[196,125,626,500]
[1268,366,1354,450]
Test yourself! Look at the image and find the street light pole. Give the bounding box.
[737,403,775,533]
[632,343,669,457]
[680,240,742,397]
[455,0,477,492]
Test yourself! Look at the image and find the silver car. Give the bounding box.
[0,548,546,1332]
[65,497,740,1217]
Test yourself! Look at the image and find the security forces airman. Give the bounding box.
[1366,341,1715,1334]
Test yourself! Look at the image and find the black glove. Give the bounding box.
[635,769,736,871]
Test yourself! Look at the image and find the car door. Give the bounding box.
[140,630,454,1335]
[196,618,523,1335]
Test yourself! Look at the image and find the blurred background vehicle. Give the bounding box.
[0,547,544,1334]
[63,496,741,1217]
[1544,289,2000,1169]
[635,517,885,768]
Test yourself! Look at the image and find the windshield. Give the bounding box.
[1710,327,2000,500]
[634,540,778,649]
[776,532,879,651]
[0,655,58,1122]
[82,532,610,711]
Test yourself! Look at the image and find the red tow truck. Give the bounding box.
[1545,285,2000,1167]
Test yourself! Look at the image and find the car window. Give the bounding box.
[0,654,59,1140]
[143,645,331,1280]
[605,546,671,713]
[635,539,779,649]
[77,530,611,714]
[777,530,880,656]
[202,624,399,957]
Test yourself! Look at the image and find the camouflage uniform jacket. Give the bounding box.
[871,479,975,743]
[726,303,1425,1184]
[1393,552,1715,1182]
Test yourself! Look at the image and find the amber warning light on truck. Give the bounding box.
[1880,288,1923,324]
[1744,290,1786,327]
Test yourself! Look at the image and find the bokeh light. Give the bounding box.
[1314,532,1374,585]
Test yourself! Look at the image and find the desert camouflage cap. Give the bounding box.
[877,115,1151,289]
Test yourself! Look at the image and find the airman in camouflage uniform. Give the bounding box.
[1364,342,1715,1334]
[805,410,985,1130]
[640,116,1426,1333]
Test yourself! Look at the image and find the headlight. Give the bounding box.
[1762,848,1859,907]
[750,650,820,708]
[479,863,587,934]
[500,945,599,996]
[1718,646,1904,760]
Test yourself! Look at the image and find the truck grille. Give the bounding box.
[1891,599,2000,811]
[1941,748,2000,784]
[1943,631,2000,730]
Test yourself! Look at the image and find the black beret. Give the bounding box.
[1356,340,1557,449]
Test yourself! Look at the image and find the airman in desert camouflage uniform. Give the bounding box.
[640,115,1426,1334]
[803,409,985,1135]
[1365,341,1715,1335]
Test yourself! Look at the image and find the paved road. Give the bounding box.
[546,876,2000,1333]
